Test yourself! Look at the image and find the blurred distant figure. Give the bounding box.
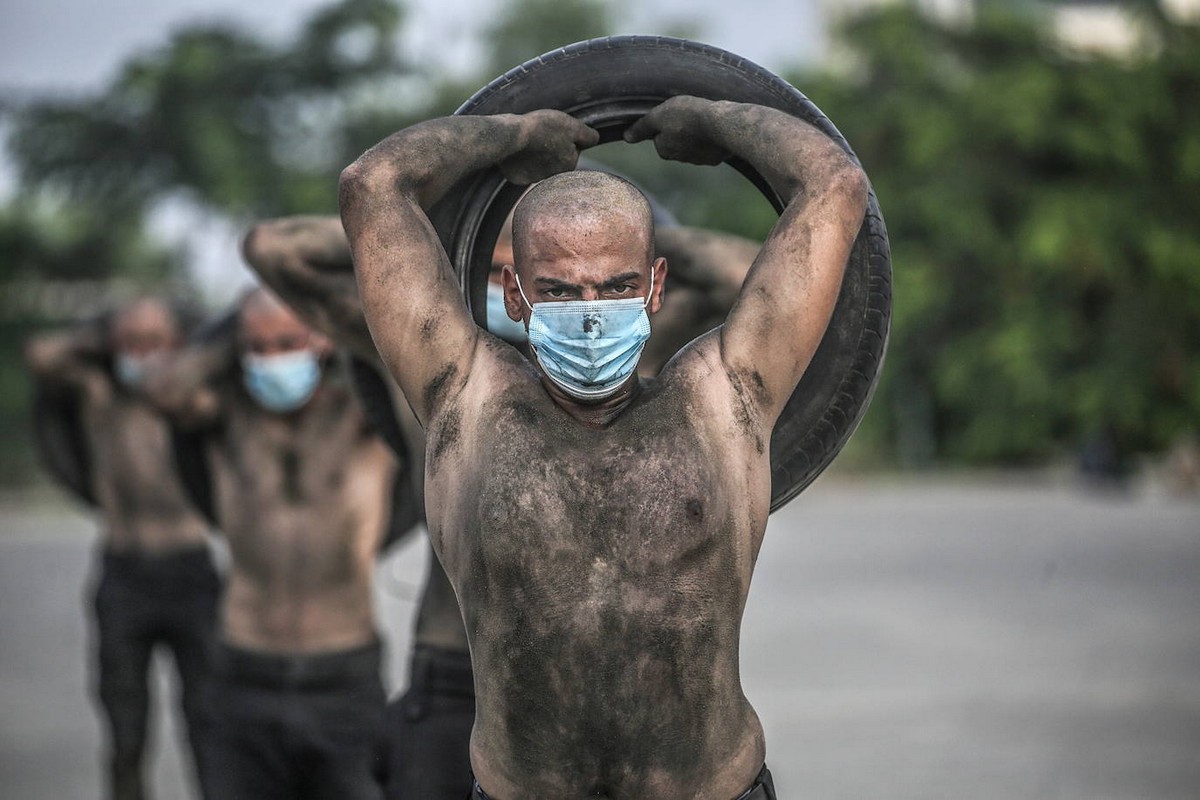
[243,218,473,800]
[242,208,757,799]
[24,298,220,800]
[142,288,395,800]
[1078,424,1130,489]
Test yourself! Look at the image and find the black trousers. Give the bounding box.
[90,544,221,800]
[376,644,476,800]
[471,764,777,800]
[202,639,386,800]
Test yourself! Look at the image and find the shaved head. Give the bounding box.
[110,296,181,354]
[238,287,328,356]
[240,286,294,322]
[512,171,654,270]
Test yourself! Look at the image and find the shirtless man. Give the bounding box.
[241,219,472,800]
[142,288,395,800]
[24,298,219,800]
[339,97,866,798]
[243,205,756,799]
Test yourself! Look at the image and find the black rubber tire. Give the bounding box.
[427,35,891,511]
[32,387,97,507]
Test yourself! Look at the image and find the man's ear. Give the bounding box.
[501,264,527,324]
[648,257,668,315]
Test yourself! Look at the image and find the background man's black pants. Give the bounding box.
[202,639,387,800]
[377,644,475,800]
[91,545,220,800]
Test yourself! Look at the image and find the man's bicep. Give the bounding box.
[350,211,480,426]
[719,176,866,422]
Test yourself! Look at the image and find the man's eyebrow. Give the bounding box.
[534,277,582,291]
[600,272,641,289]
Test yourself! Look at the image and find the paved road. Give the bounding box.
[1,477,1198,799]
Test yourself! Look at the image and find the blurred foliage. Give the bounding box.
[792,1,1200,465]
[3,0,1198,486]
[485,0,614,76]
[10,0,407,218]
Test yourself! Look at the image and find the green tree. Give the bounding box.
[10,0,407,219]
[792,2,1200,465]
[485,0,615,76]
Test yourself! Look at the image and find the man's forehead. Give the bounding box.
[239,304,308,336]
[112,300,176,334]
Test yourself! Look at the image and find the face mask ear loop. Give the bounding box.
[514,272,534,311]
[643,263,656,309]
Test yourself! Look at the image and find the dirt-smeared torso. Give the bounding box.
[427,338,771,799]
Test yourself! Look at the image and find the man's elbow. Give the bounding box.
[23,336,58,376]
[338,160,382,211]
[241,221,288,277]
[831,162,869,214]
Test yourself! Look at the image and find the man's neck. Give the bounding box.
[542,376,641,428]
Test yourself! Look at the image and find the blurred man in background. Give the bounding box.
[243,218,475,800]
[24,297,220,800]
[142,287,395,800]
[242,199,757,799]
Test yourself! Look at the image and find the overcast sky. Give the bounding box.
[0,0,828,303]
[0,0,826,95]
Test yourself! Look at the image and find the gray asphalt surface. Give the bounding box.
[1,476,1198,799]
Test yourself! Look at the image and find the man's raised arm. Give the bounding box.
[24,320,108,391]
[141,330,232,429]
[242,215,377,360]
[338,111,598,426]
[627,97,867,426]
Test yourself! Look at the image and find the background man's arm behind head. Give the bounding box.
[140,335,231,429]
[242,215,380,361]
[23,320,110,392]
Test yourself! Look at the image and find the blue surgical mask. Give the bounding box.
[486,282,528,344]
[241,350,322,412]
[114,353,152,388]
[516,266,654,401]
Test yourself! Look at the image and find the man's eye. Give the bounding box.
[545,288,571,299]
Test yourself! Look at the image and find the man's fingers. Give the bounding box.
[574,123,601,149]
[623,115,656,144]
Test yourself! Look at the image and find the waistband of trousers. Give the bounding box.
[100,543,215,576]
[473,764,772,800]
[408,643,475,697]
[215,638,382,691]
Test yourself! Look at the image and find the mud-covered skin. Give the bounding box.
[427,338,771,799]
[343,100,866,797]
[24,313,210,553]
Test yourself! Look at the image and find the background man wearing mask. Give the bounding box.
[241,203,758,799]
[24,297,220,800]
[142,287,395,800]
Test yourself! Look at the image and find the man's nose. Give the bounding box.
[581,288,601,301]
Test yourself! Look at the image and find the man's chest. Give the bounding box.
[429,387,762,576]
[211,393,381,507]
[85,394,173,479]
